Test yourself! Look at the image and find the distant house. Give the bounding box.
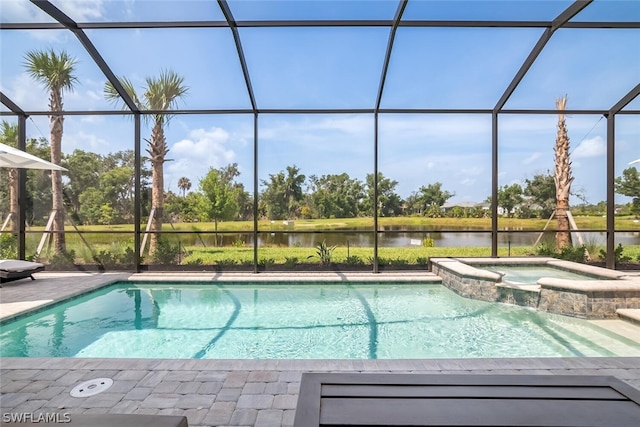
[441,201,488,213]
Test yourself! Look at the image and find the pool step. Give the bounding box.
[616,309,640,326]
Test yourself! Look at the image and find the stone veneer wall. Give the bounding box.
[431,262,499,302]
[430,257,640,319]
[538,283,640,319]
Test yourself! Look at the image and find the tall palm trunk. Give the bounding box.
[147,118,168,255]
[49,89,66,254]
[554,95,573,250]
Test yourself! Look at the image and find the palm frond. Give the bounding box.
[23,48,78,93]
[104,76,142,110]
[144,69,189,112]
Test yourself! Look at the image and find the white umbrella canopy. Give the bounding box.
[630,159,640,165]
[0,142,67,171]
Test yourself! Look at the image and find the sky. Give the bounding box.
[1,0,639,206]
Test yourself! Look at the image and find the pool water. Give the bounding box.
[485,266,600,284]
[1,282,638,359]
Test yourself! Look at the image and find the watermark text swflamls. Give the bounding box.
[2,412,71,423]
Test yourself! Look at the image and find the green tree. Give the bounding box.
[262,171,288,220]
[219,163,252,221]
[363,173,403,217]
[261,165,306,220]
[23,139,54,226]
[0,121,19,232]
[309,173,364,219]
[615,167,640,217]
[101,166,136,223]
[24,48,78,255]
[98,204,116,226]
[165,191,210,223]
[497,183,523,218]
[524,172,556,218]
[63,150,102,220]
[411,182,454,216]
[105,69,188,255]
[200,167,238,244]
[78,188,105,225]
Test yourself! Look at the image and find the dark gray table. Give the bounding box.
[293,373,640,426]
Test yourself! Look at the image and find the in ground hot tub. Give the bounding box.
[430,257,640,319]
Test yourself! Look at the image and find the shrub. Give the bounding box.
[284,257,298,267]
[422,238,435,247]
[558,245,587,263]
[345,255,364,265]
[152,238,180,264]
[535,243,587,263]
[375,257,390,266]
[119,247,136,266]
[93,250,119,268]
[217,258,238,266]
[599,243,632,263]
[0,234,17,259]
[416,257,429,266]
[389,258,408,266]
[308,240,336,265]
[50,250,76,269]
[185,257,203,266]
[259,257,275,267]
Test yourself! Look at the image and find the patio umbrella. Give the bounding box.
[630,158,640,165]
[0,142,67,171]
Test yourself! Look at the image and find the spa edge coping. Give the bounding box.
[430,257,639,287]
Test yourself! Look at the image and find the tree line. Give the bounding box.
[2,137,639,228]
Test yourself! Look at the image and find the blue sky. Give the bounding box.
[1,0,639,205]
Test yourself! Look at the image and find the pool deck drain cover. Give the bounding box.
[70,378,113,397]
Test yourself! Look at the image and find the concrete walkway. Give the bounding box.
[1,272,640,427]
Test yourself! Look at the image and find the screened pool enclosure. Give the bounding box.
[1,0,639,272]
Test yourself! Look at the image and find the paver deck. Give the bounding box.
[1,272,640,427]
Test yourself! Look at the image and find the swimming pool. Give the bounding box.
[1,282,639,359]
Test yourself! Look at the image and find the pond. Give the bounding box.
[166,227,640,249]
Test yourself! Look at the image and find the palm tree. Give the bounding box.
[105,70,188,256]
[0,121,19,233]
[554,94,573,250]
[177,176,191,197]
[24,49,77,255]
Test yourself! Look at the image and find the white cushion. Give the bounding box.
[0,260,45,272]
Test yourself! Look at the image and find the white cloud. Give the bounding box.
[1,0,55,22]
[2,74,48,110]
[63,130,110,151]
[522,152,542,165]
[573,136,606,158]
[49,0,105,21]
[80,116,105,124]
[165,127,240,191]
